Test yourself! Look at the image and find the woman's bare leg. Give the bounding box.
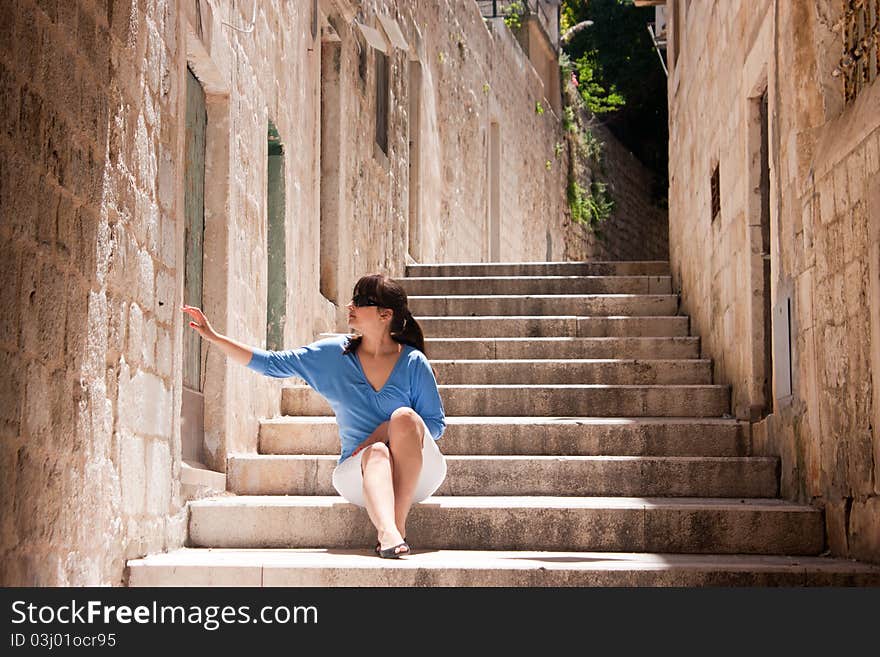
[387,407,425,541]
[360,442,405,551]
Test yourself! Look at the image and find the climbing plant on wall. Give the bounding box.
[561,0,668,204]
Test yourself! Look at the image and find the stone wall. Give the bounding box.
[0,0,186,585]
[562,84,669,262]
[0,0,568,585]
[667,0,880,562]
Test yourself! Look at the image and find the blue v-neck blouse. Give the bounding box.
[246,334,447,464]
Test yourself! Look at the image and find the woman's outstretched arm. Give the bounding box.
[181,305,254,366]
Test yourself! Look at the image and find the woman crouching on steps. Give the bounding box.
[181,273,447,559]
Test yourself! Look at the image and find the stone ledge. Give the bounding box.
[180,461,226,491]
[127,548,880,587]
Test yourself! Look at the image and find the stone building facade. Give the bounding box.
[0,0,579,586]
[665,0,880,562]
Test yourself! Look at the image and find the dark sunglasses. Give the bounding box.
[350,294,381,307]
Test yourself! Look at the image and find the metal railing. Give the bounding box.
[477,0,560,51]
[834,0,879,104]
[647,20,668,77]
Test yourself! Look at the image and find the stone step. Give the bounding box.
[414,336,701,360]
[259,417,748,457]
[430,359,712,385]
[187,496,824,555]
[403,275,673,296]
[127,548,880,587]
[415,316,690,338]
[281,384,731,417]
[406,261,671,277]
[227,455,778,498]
[409,294,679,317]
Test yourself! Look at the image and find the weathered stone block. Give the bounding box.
[0,2,16,59]
[56,0,79,36]
[0,350,23,433]
[136,247,154,308]
[21,259,67,365]
[23,361,53,445]
[156,325,172,378]
[818,183,835,226]
[14,6,40,94]
[119,430,146,516]
[35,180,60,246]
[824,497,850,556]
[18,83,43,163]
[145,196,160,252]
[0,59,18,139]
[0,245,20,348]
[146,439,171,515]
[118,364,171,438]
[126,302,143,365]
[866,132,879,175]
[63,276,89,375]
[106,222,133,292]
[106,294,127,360]
[849,497,880,563]
[156,145,174,211]
[142,313,156,369]
[832,163,850,218]
[14,446,67,544]
[154,267,174,324]
[76,4,97,70]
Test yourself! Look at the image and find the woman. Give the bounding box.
[181,273,447,559]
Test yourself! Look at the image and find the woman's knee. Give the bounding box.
[388,408,424,450]
[360,442,391,467]
[390,406,420,425]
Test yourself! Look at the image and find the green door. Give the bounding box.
[183,66,206,391]
[182,66,206,463]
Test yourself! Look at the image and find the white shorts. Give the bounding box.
[331,415,447,508]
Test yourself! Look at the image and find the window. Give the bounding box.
[836,0,879,104]
[356,32,368,85]
[375,51,389,154]
[710,162,720,221]
[311,0,318,40]
[672,0,681,70]
[266,121,287,351]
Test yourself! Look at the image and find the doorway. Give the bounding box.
[408,59,422,262]
[181,66,206,464]
[488,121,501,261]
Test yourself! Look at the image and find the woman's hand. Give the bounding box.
[181,305,218,342]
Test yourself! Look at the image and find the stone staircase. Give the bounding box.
[127,261,880,586]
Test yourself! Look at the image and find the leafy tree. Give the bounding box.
[562,0,668,203]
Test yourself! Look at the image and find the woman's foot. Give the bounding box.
[378,541,410,559]
[375,536,408,554]
[376,529,406,554]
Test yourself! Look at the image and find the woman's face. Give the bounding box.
[346,295,392,333]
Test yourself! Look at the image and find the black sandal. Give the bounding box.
[375,537,408,555]
[378,541,411,559]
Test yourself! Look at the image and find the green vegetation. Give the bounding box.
[562,105,577,133]
[578,128,604,167]
[567,178,614,230]
[503,1,527,30]
[561,0,668,205]
[573,51,626,115]
[535,101,545,115]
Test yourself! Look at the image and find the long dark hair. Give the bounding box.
[343,273,428,358]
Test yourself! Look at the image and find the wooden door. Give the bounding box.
[181,66,206,464]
